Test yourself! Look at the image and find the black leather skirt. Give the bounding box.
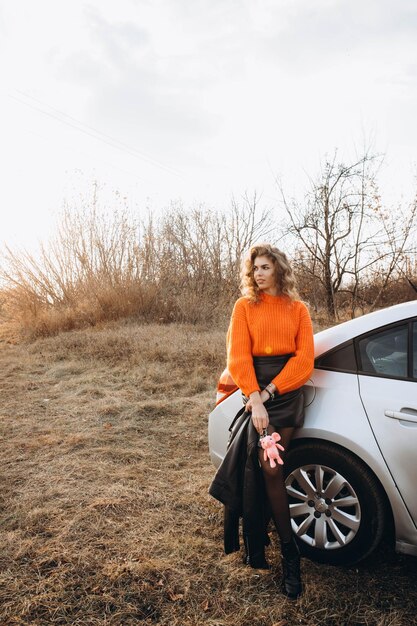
[245,354,305,429]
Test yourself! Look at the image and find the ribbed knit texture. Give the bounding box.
[226,293,314,397]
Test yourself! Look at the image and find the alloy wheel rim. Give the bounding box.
[285,464,361,550]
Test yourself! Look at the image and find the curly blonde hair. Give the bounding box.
[240,244,300,303]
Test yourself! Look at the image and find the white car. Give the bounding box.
[208,300,417,564]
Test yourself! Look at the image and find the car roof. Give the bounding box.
[314,300,417,357]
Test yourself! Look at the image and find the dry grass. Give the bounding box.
[0,321,416,625]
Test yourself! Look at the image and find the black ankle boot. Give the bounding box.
[281,537,302,599]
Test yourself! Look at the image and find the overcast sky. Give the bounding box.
[1,0,417,250]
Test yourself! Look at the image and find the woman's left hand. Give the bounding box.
[246,389,270,412]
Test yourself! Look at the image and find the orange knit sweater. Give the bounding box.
[226,292,314,397]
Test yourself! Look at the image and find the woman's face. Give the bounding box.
[253,255,277,293]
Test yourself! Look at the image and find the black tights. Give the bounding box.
[258,426,294,544]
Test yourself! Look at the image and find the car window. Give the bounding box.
[414,322,417,379]
[358,325,408,378]
[315,341,357,373]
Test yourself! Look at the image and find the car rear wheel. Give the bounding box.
[284,441,388,565]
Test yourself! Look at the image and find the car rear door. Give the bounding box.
[357,320,417,524]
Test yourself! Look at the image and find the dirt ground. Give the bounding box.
[0,321,416,625]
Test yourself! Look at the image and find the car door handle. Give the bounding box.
[385,409,417,424]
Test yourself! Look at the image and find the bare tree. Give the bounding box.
[224,192,273,278]
[279,151,417,319]
[141,196,272,321]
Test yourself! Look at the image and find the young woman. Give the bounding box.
[226,244,314,598]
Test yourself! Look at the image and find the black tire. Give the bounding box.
[284,441,387,565]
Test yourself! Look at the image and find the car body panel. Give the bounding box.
[208,390,241,467]
[300,371,417,552]
[358,375,417,523]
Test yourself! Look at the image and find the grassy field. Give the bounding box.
[0,320,416,625]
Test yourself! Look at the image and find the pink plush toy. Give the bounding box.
[260,432,285,468]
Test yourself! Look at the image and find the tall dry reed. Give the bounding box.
[0,195,271,338]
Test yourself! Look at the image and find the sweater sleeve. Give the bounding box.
[226,299,260,397]
[271,302,314,394]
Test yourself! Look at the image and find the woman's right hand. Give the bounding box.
[248,391,269,434]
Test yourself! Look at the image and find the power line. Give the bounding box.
[22,126,148,184]
[9,89,184,179]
